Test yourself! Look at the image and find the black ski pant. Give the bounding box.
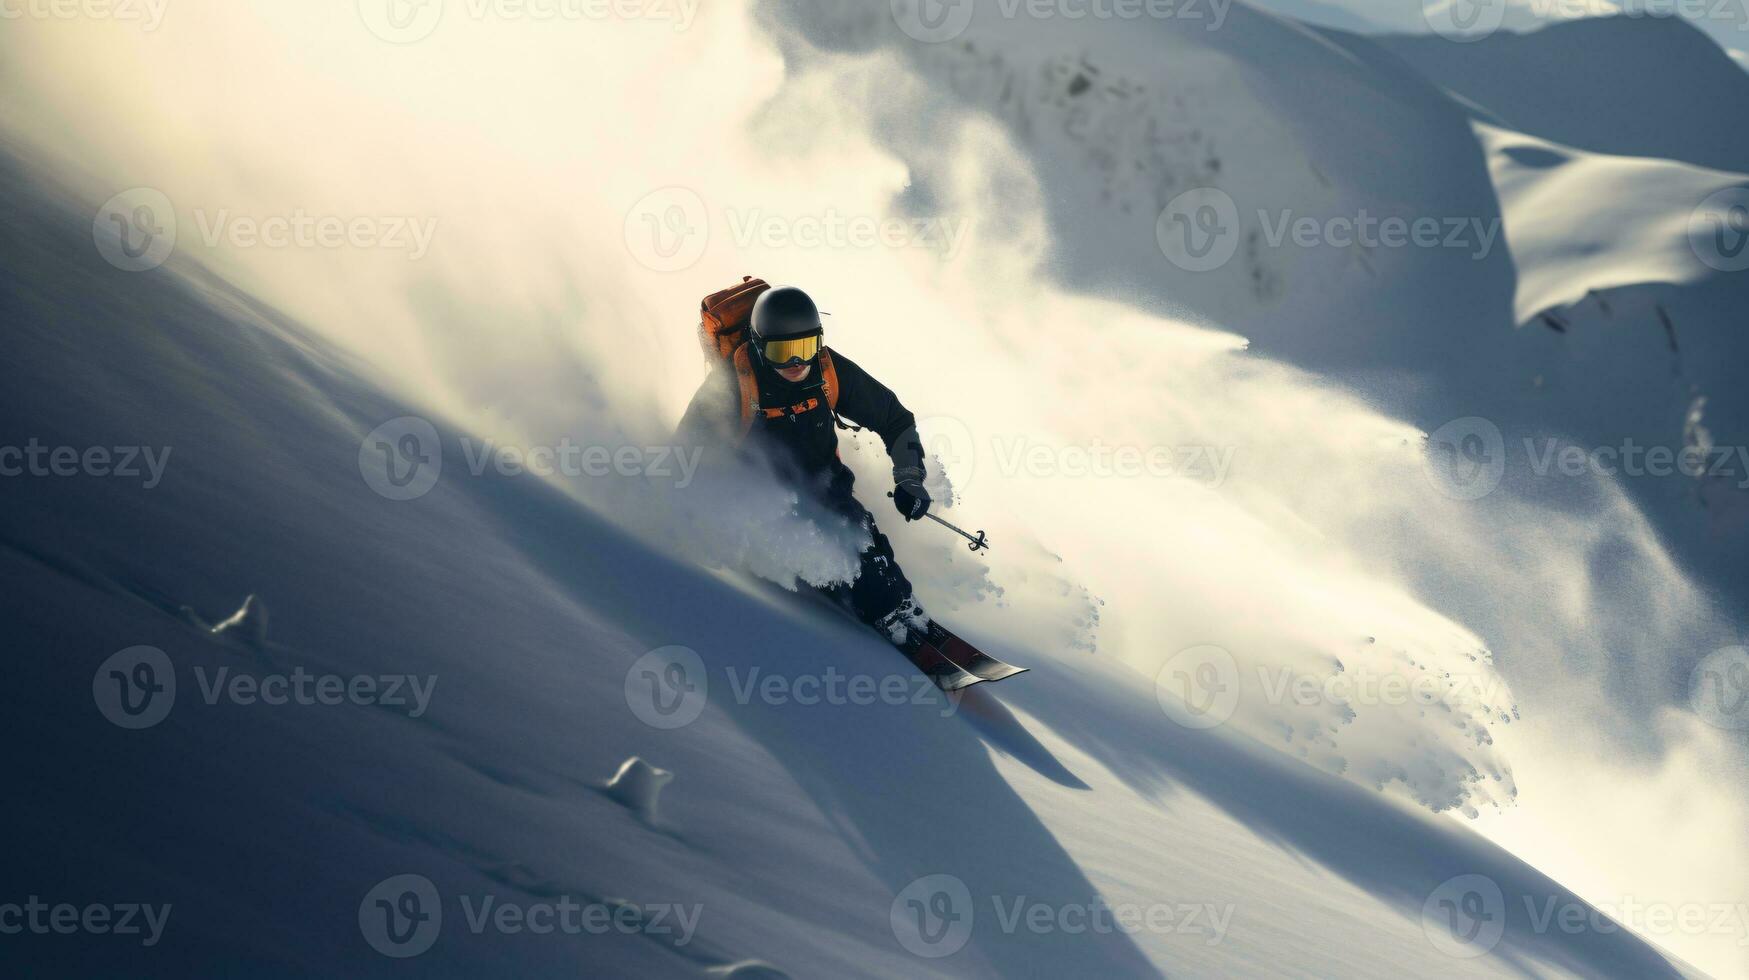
[809,470,916,632]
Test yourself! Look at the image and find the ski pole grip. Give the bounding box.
[888,494,991,552]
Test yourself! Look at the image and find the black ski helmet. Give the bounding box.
[750,285,822,341]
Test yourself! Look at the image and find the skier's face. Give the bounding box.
[776,362,812,383]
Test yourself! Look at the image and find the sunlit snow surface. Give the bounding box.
[2,0,1745,976]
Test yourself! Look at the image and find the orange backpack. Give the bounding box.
[698,276,842,438]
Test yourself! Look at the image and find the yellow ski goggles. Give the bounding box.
[758,332,822,367]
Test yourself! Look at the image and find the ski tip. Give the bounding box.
[936,671,986,692]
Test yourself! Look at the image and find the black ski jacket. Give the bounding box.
[675,348,926,492]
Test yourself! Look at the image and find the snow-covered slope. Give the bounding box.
[1374,15,1749,174]
[1244,0,1749,69]
[0,145,1697,977]
[4,0,1747,975]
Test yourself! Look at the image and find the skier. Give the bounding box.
[675,281,937,651]
[675,278,1026,689]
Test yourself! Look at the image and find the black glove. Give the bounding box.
[893,476,931,522]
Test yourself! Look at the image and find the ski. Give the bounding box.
[925,622,1029,682]
[899,635,985,692]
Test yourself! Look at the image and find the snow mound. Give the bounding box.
[208,593,269,646]
[603,757,674,825]
[705,960,792,979]
[1477,122,1748,323]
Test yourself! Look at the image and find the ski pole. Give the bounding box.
[889,493,990,552]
